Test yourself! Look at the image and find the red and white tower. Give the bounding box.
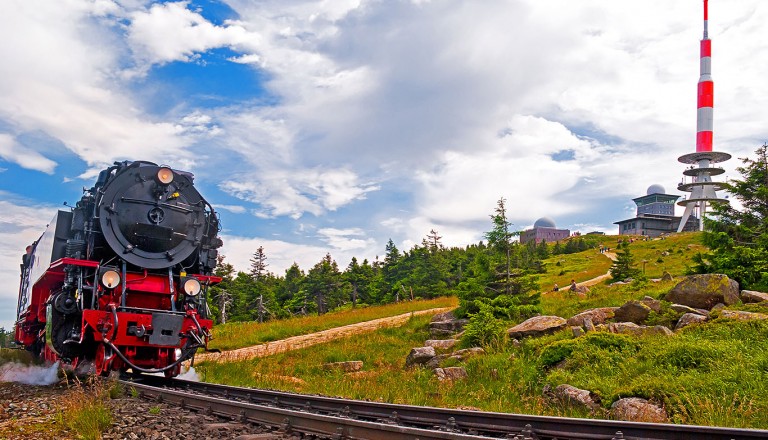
[677,0,730,232]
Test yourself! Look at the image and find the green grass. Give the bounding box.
[540,250,614,291]
[541,278,678,318]
[55,380,115,440]
[198,232,768,428]
[211,297,457,351]
[198,312,768,428]
[537,232,703,297]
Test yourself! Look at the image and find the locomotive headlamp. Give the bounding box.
[101,270,121,289]
[182,277,201,296]
[156,167,174,185]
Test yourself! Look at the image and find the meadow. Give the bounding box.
[199,232,768,428]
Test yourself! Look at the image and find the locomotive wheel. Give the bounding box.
[94,344,114,377]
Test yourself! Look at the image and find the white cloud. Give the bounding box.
[0,134,57,174]
[216,204,247,214]
[127,1,253,68]
[219,233,366,275]
[221,166,378,219]
[0,1,200,177]
[317,227,376,252]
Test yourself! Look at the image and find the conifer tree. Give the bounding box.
[693,144,768,290]
[610,240,641,281]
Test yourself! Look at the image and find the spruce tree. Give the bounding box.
[610,240,641,282]
[693,144,768,290]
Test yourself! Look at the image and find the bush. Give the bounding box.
[655,343,722,371]
[539,339,578,367]
[582,332,639,352]
[461,303,507,348]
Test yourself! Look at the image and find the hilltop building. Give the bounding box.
[520,217,570,244]
[614,185,698,237]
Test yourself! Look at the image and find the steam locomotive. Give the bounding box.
[14,161,223,377]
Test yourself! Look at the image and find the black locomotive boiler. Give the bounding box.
[14,160,222,376]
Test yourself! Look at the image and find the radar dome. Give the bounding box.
[647,184,665,195]
[533,217,556,228]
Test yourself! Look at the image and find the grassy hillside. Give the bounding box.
[197,232,768,428]
[210,297,457,351]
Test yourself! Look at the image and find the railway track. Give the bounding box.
[119,376,768,440]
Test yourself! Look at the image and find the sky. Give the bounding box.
[1,0,767,330]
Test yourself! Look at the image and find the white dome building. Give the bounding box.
[520,217,571,244]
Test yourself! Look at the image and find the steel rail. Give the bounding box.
[122,376,768,440]
[122,380,498,440]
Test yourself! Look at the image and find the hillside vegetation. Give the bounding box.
[198,232,768,428]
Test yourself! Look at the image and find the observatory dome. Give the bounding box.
[647,184,665,195]
[533,217,556,228]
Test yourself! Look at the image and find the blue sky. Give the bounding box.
[1,0,767,329]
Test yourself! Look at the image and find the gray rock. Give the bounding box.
[675,313,708,330]
[614,301,652,324]
[424,354,450,369]
[451,347,486,359]
[583,317,596,332]
[553,384,599,410]
[607,322,672,336]
[507,316,567,339]
[424,339,458,350]
[322,361,363,372]
[610,397,667,423]
[665,274,740,309]
[571,326,585,337]
[741,290,768,304]
[405,346,436,367]
[434,366,467,381]
[646,325,674,336]
[429,319,469,337]
[719,310,768,321]
[566,307,617,327]
[670,304,708,316]
[641,296,662,312]
[661,271,673,281]
[431,310,457,323]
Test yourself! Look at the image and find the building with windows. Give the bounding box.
[614,184,698,237]
[520,217,570,244]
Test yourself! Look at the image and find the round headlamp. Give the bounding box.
[157,167,174,185]
[101,270,121,289]
[183,278,201,296]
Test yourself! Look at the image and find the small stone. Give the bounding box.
[405,346,436,367]
[424,339,459,350]
[741,290,768,303]
[441,367,468,381]
[322,361,363,372]
[507,316,567,339]
[610,397,667,423]
[675,313,708,330]
[571,326,585,337]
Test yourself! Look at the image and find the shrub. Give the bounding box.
[461,303,507,348]
[539,339,579,367]
[582,332,639,352]
[655,343,722,371]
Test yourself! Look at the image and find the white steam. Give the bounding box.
[0,361,60,385]
[176,365,200,382]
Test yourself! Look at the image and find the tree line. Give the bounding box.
[206,198,600,326]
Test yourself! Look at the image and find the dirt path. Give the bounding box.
[576,251,617,288]
[195,307,454,363]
